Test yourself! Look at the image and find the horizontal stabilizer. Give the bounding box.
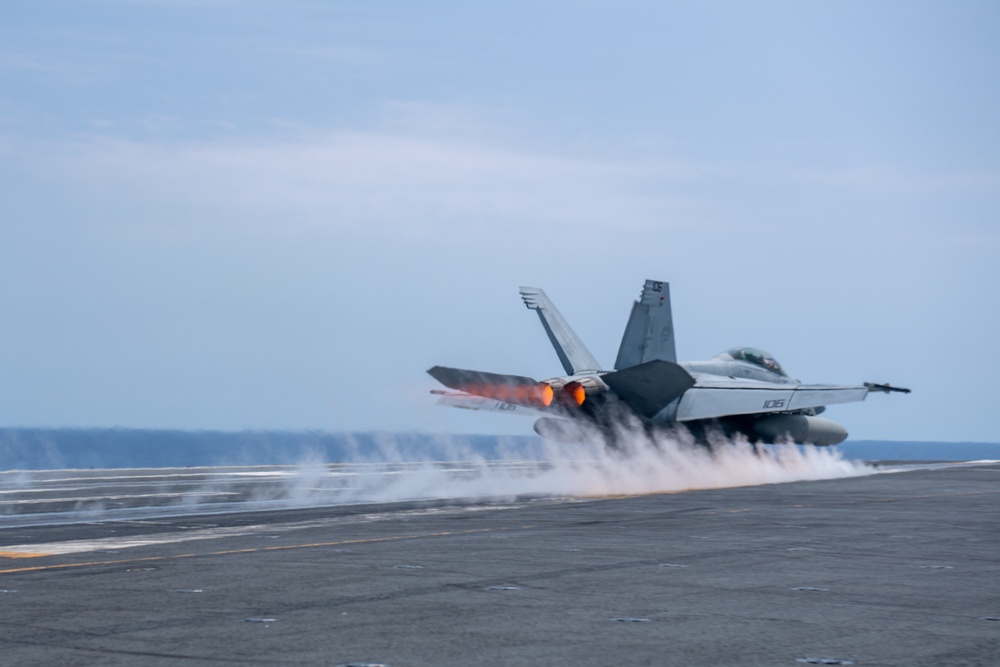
[435,392,543,416]
[427,366,541,405]
[600,359,696,419]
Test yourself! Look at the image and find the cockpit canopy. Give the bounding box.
[726,347,786,376]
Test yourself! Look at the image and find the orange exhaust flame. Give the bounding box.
[564,382,586,406]
[454,383,554,408]
[535,383,555,407]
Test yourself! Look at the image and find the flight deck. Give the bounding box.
[1,460,998,666]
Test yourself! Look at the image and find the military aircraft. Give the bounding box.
[428,280,909,447]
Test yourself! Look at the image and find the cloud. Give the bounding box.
[14,125,697,239]
[0,52,108,84]
[265,45,388,68]
[793,162,1000,194]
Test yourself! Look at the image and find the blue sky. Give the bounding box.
[1,1,997,441]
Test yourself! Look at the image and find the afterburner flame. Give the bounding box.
[450,381,558,408]
[564,382,587,406]
[534,383,555,407]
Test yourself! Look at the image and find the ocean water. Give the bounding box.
[0,428,997,471]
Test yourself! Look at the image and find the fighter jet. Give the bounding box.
[428,280,909,447]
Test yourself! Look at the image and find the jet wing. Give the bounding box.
[675,377,872,422]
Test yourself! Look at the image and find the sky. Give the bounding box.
[1,1,997,441]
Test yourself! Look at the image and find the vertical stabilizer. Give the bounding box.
[519,287,602,375]
[614,279,677,370]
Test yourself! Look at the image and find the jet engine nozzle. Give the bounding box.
[563,381,586,406]
[536,375,610,409]
[532,382,555,407]
[557,376,608,408]
[535,375,608,410]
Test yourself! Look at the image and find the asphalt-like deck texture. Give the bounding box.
[1,462,998,666]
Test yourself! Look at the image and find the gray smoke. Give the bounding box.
[271,425,873,505]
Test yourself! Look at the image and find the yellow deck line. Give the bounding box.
[0,551,53,559]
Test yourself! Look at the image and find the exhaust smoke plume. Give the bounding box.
[271,426,873,507]
[0,427,874,521]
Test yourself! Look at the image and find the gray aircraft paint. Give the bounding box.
[519,286,603,375]
[614,279,677,368]
[429,280,908,446]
